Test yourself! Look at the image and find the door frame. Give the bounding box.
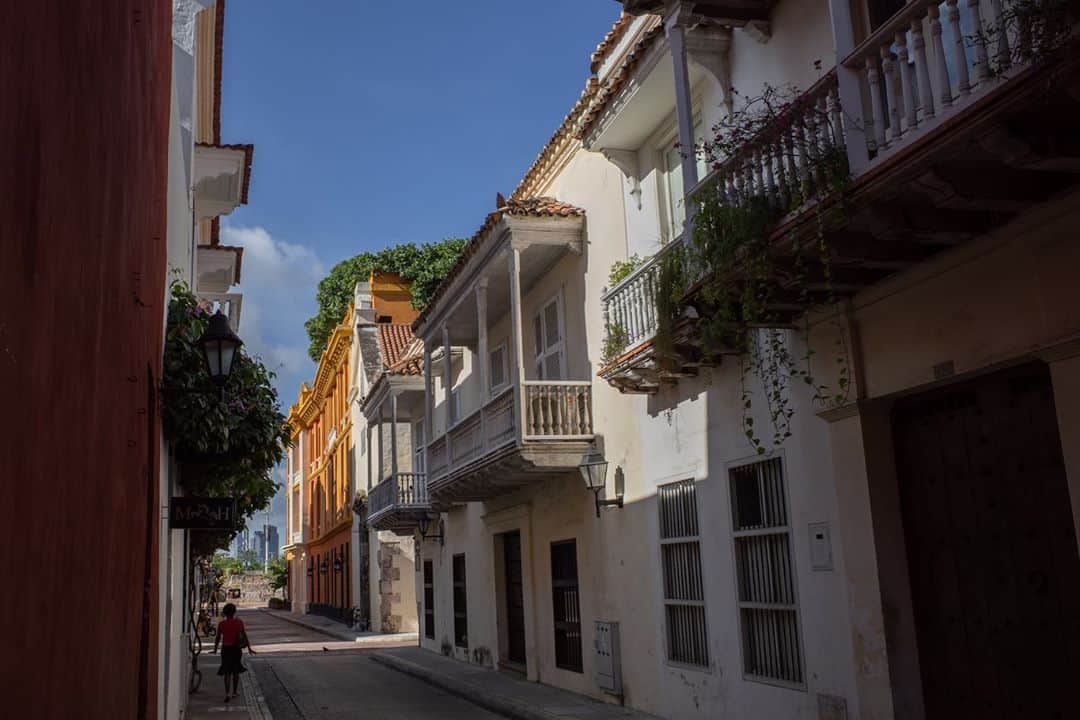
[484,504,538,680]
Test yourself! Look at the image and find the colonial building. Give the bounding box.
[411,2,1080,720]
[285,305,356,622]
[351,274,423,633]
[161,1,255,717]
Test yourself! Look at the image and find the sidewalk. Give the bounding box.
[263,607,418,646]
[185,660,273,720]
[370,646,660,720]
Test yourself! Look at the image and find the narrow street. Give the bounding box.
[241,610,504,720]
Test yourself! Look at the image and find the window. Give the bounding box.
[659,479,709,667]
[489,342,509,395]
[423,560,435,640]
[729,457,803,686]
[551,540,583,672]
[453,554,468,648]
[662,124,709,239]
[533,295,564,380]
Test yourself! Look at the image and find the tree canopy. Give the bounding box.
[304,239,468,361]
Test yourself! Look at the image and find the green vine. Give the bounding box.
[657,80,854,453]
[608,254,645,287]
[305,239,468,361]
[601,322,630,365]
[162,281,292,556]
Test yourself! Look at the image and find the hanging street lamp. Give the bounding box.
[417,514,444,546]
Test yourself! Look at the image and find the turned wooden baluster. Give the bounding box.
[772,138,788,208]
[912,16,935,121]
[881,46,901,142]
[945,0,970,97]
[966,0,989,83]
[783,130,799,197]
[866,56,886,152]
[827,85,844,150]
[752,148,765,202]
[895,31,916,134]
[762,144,777,209]
[928,5,952,108]
[988,0,1011,70]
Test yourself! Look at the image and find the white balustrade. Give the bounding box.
[196,291,243,329]
[601,236,685,357]
[843,0,1033,160]
[427,436,448,480]
[523,382,593,438]
[367,472,429,522]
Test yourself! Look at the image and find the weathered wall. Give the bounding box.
[0,1,172,717]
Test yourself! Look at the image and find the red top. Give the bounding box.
[217,617,245,647]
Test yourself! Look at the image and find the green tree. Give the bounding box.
[267,557,287,591]
[304,238,467,360]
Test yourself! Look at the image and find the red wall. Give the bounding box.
[0,2,171,717]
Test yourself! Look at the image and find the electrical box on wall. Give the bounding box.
[594,620,622,696]
[809,521,834,571]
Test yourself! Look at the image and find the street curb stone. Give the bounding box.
[369,652,562,720]
[261,608,357,642]
[241,663,274,720]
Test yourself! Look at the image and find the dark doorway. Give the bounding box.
[551,539,583,672]
[892,363,1080,719]
[423,560,435,640]
[503,531,527,666]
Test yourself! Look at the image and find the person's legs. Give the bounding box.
[231,672,240,697]
[223,671,231,701]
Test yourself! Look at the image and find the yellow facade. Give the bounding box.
[288,305,355,612]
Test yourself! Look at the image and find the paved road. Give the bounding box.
[243,610,504,720]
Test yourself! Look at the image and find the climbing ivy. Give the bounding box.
[656,81,854,453]
[305,238,468,361]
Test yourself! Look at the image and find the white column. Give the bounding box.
[390,394,398,479]
[422,342,435,469]
[508,246,526,443]
[366,423,372,491]
[665,5,699,227]
[442,325,454,468]
[377,407,384,485]
[476,279,489,449]
[826,0,870,171]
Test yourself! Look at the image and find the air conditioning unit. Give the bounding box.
[594,620,622,696]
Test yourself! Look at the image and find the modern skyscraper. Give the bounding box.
[267,525,280,559]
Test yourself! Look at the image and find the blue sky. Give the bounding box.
[218,1,621,537]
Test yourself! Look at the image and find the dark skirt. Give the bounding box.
[217,645,248,676]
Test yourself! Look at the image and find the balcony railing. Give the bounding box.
[601,72,845,366]
[843,0,1034,161]
[429,382,594,483]
[196,291,242,330]
[367,472,429,521]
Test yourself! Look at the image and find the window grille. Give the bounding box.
[658,479,709,667]
[453,554,468,648]
[423,560,435,640]
[729,457,804,686]
[551,540,583,672]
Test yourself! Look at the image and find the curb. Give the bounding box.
[258,608,356,642]
[369,652,562,720]
[241,664,274,720]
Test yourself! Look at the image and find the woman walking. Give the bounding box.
[212,603,256,702]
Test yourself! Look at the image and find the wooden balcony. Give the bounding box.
[426,381,594,503]
[366,472,430,534]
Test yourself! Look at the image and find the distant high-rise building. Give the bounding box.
[267,525,280,559]
[253,530,266,562]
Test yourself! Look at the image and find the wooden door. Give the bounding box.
[892,363,1080,719]
[503,531,527,665]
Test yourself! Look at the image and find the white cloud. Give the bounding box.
[221,223,325,541]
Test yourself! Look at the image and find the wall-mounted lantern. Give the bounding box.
[306,566,313,578]
[417,514,444,546]
[197,311,243,386]
[333,557,343,573]
[319,559,328,574]
[579,443,624,517]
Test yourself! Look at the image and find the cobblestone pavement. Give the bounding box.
[241,609,504,719]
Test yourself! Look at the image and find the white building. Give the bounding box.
[389,2,1080,719]
[161,1,253,717]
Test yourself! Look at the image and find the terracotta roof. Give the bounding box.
[387,337,424,376]
[376,323,414,367]
[591,12,634,73]
[579,19,665,141]
[412,197,585,332]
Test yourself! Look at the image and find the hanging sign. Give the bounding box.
[169,497,238,529]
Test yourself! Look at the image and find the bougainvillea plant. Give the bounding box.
[162,281,291,556]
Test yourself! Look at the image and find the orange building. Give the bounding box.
[286,304,355,620]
